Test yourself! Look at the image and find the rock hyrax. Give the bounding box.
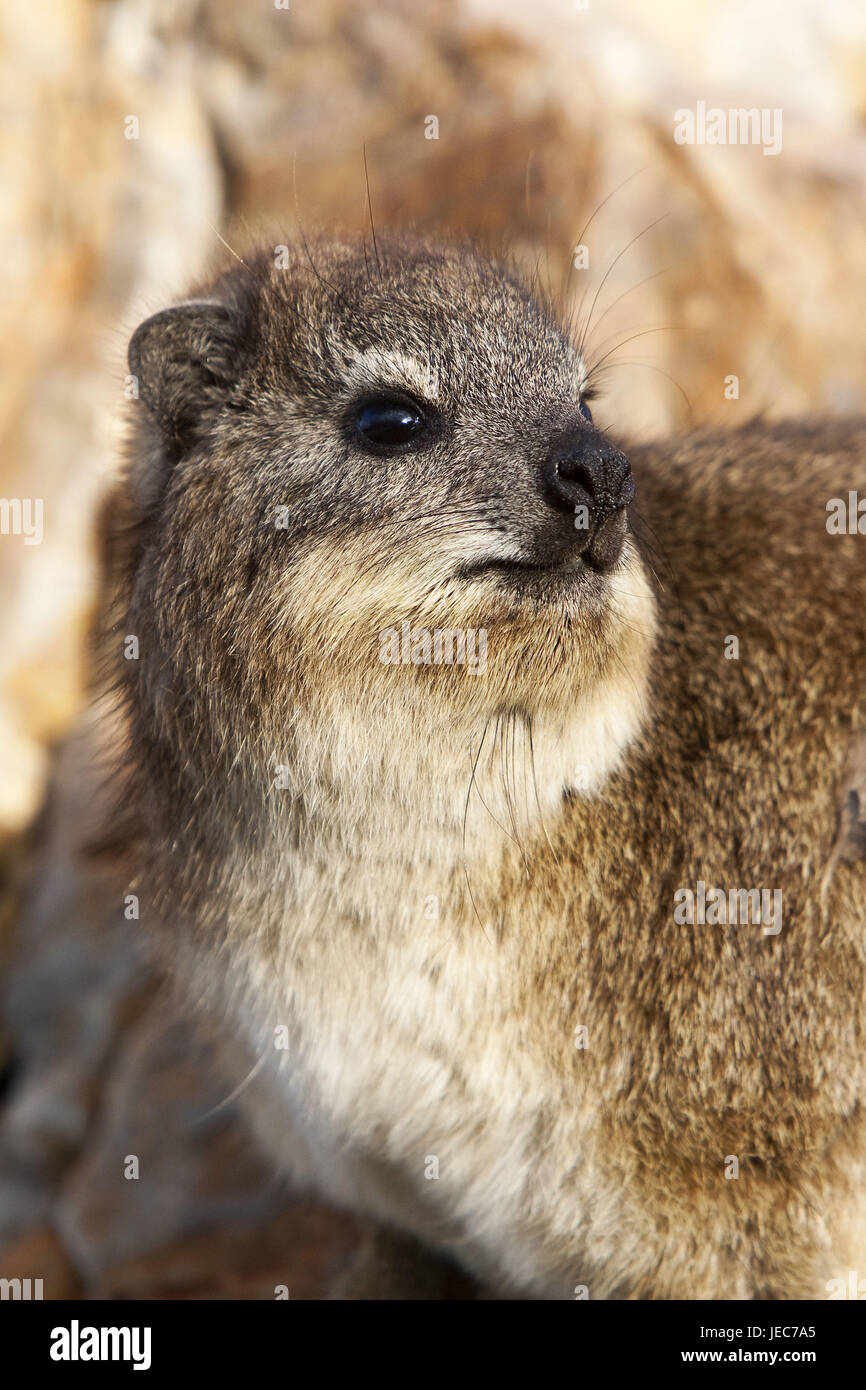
[101,236,866,1298]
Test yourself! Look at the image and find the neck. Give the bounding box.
[134,630,652,940]
[254,666,648,913]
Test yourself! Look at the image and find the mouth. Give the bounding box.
[457,513,629,590]
[458,555,586,579]
[455,554,609,602]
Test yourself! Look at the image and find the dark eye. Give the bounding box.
[355,396,426,450]
[579,400,593,423]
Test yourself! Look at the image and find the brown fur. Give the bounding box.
[99,238,866,1299]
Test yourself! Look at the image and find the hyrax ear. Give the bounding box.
[128,300,244,460]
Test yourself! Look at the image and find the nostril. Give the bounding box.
[557,459,596,498]
[542,456,591,514]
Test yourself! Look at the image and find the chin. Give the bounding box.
[449,537,656,705]
[281,531,656,748]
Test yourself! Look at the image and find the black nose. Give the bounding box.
[544,428,635,517]
[541,427,635,570]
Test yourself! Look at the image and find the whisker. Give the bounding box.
[558,165,649,305]
[576,214,669,363]
[462,721,493,941]
[363,144,382,278]
[292,155,346,304]
[587,266,672,339]
[499,710,530,877]
[193,1045,271,1123]
[587,358,693,418]
[528,715,559,864]
[587,325,687,377]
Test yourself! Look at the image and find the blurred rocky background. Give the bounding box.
[0,0,864,1296]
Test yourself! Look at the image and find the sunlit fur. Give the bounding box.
[101,239,866,1298]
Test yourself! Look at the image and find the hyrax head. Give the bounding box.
[122,237,656,798]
